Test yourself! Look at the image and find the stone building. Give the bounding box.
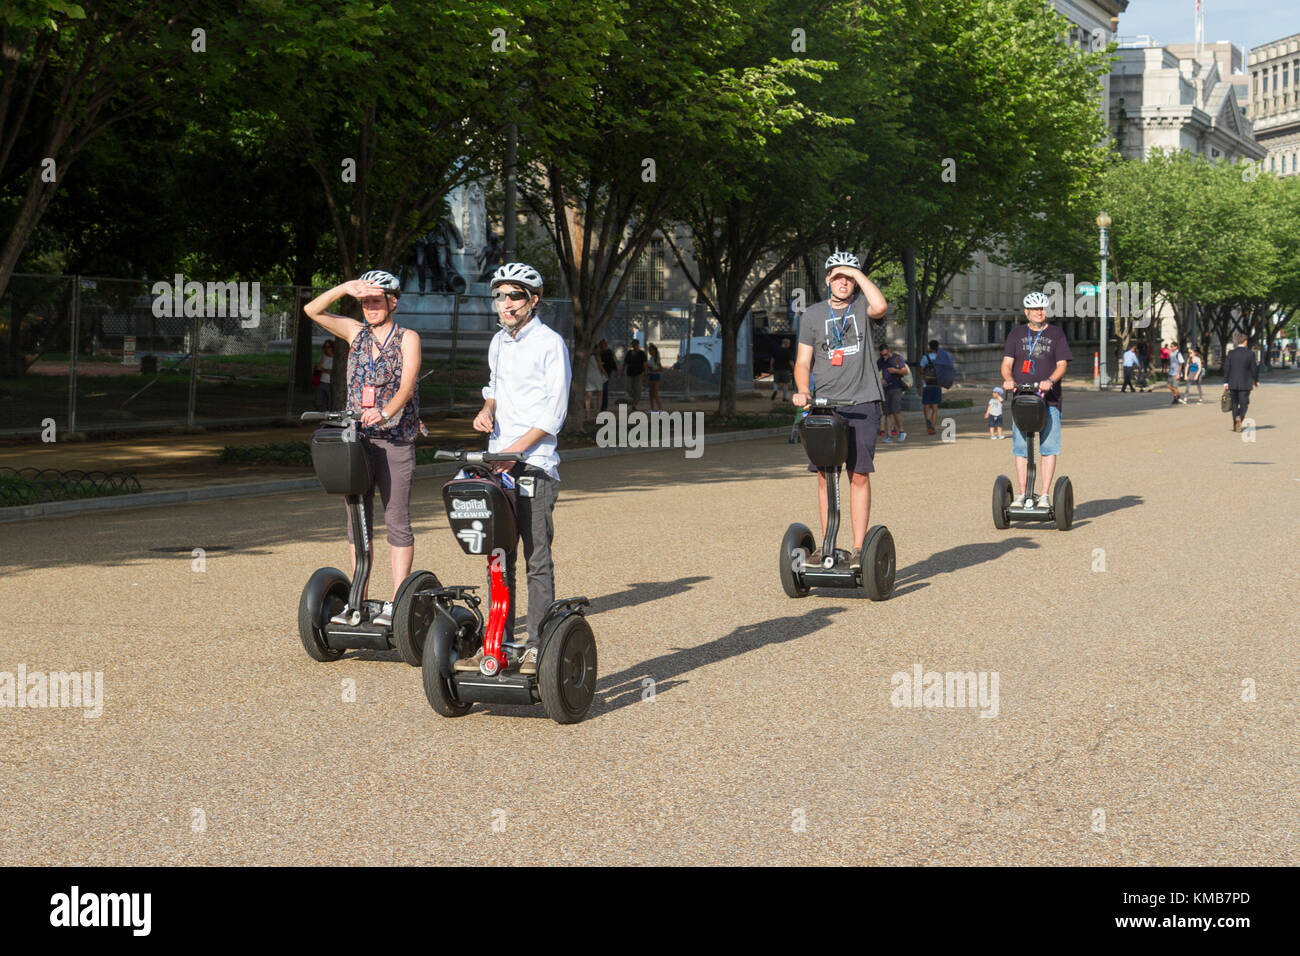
[1109,39,1263,163]
[1248,32,1300,177]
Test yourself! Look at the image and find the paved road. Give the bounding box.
[1,378,1296,865]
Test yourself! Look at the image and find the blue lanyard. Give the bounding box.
[829,303,853,348]
[1026,326,1046,365]
[368,322,397,380]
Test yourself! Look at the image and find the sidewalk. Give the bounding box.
[0,369,1166,492]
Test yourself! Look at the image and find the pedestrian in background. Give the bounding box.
[623,339,646,411]
[984,385,1005,439]
[646,342,665,413]
[1166,341,1186,405]
[1121,343,1139,393]
[1184,348,1204,403]
[1223,332,1259,432]
[313,339,335,411]
[598,338,617,411]
[584,351,604,421]
[876,343,907,442]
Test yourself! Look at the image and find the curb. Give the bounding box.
[0,426,793,524]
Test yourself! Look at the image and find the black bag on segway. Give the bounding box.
[799,410,849,469]
[309,425,373,495]
[442,471,519,556]
[1010,389,1047,435]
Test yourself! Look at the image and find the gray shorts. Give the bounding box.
[345,438,416,548]
[883,388,903,416]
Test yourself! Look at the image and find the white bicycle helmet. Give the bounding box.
[1023,291,1050,310]
[825,251,860,271]
[359,269,401,297]
[490,262,543,295]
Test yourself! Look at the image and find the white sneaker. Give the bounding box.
[329,606,353,625]
[1011,494,1025,508]
[1037,494,1050,509]
[990,434,997,440]
[897,431,907,442]
[372,602,394,627]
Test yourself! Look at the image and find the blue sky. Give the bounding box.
[1117,0,1296,64]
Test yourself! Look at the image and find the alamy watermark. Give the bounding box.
[890,663,999,718]
[595,407,704,459]
[0,665,103,718]
[151,273,260,327]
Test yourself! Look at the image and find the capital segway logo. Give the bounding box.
[451,497,491,519]
[890,663,999,718]
[457,520,486,553]
[595,407,704,458]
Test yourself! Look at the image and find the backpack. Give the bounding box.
[935,350,957,388]
[921,355,939,386]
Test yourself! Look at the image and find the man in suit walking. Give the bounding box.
[1223,332,1259,433]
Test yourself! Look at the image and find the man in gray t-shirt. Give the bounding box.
[793,251,889,571]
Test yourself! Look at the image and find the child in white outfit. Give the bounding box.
[984,386,1005,439]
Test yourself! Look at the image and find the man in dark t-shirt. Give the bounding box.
[623,340,647,411]
[1001,291,1072,510]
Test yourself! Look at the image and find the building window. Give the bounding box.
[779,260,812,307]
[986,319,999,344]
[629,237,666,301]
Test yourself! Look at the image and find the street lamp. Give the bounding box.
[1097,211,1111,389]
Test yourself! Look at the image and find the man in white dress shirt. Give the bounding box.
[466,262,571,676]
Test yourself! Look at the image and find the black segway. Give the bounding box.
[296,410,439,665]
[992,385,1074,531]
[779,396,895,600]
[420,449,597,725]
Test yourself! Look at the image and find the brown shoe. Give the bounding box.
[849,548,862,570]
[453,652,484,672]
[518,647,538,676]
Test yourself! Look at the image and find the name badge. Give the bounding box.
[1021,359,1033,375]
[831,349,844,367]
[360,385,376,407]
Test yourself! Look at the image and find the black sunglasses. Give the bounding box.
[492,291,530,302]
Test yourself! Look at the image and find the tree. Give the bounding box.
[901,0,1112,364]
[516,0,822,420]
[0,0,195,374]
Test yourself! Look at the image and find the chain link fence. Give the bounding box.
[0,276,759,438]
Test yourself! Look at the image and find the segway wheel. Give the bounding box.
[779,523,815,598]
[297,567,349,662]
[860,525,896,601]
[1053,476,1074,531]
[421,603,475,717]
[393,570,440,667]
[992,475,1012,529]
[538,615,598,725]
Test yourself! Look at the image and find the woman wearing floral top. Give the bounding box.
[303,270,421,627]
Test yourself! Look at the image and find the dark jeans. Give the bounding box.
[1230,389,1250,422]
[1121,367,1134,392]
[600,380,610,411]
[503,465,559,648]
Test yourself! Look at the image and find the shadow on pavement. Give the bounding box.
[586,576,710,616]
[1072,494,1143,521]
[894,537,1040,587]
[582,604,847,718]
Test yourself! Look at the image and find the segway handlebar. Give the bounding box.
[301,410,363,425]
[433,450,526,464]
